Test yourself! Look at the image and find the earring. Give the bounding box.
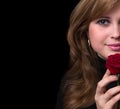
[88,40,90,46]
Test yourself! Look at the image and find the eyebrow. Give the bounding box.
[99,16,111,19]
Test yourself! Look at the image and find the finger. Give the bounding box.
[96,75,118,94]
[104,86,120,101]
[106,93,120,108]
[103,69,111,78]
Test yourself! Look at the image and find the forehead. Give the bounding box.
[95,4,120,20]
[102,5,120,16]
[105,5,120,14]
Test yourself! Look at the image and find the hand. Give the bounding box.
[95,70,120,109]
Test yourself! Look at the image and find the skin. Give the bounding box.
[89,5,120,59]
[88,5,120,109]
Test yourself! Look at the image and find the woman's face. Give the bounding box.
[88,5,120,59]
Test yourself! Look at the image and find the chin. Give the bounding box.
[107,52,120,57]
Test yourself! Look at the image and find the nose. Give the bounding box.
[111,24,120,39]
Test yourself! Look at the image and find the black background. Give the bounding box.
[5,0,80,108]
[43,0,79,109]
[1,0,80,108]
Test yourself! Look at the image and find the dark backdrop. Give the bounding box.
[44,0,80,109]
[1,0,80,109]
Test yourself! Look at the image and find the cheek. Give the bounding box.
[88,25,104,51]
[88,26,100,44]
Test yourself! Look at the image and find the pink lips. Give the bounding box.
[108,43,120,51]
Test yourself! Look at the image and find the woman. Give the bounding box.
[56,0,120,109]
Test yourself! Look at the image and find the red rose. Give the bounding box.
[106,54,120,75]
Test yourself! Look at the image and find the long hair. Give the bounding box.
[62,0,120,109]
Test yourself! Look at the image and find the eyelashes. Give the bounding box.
[97,19,110,25]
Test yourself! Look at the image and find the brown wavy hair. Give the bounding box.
[62,0,120,109]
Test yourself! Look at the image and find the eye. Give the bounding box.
[97,19,110,25]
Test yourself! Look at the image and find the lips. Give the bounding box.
[107,43,120,51]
